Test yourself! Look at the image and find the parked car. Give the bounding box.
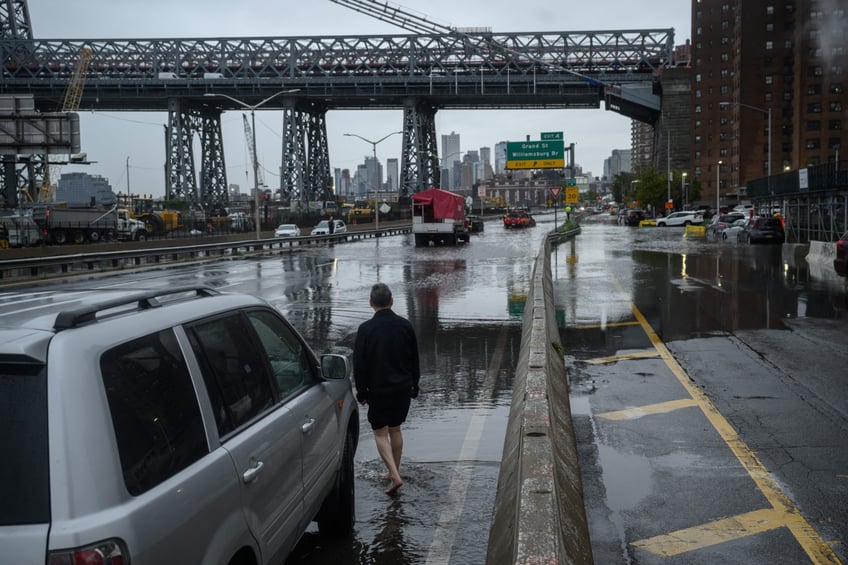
[833,230,847,276]
[706,212,746,240]
[738,216,785,244]
[311,219,347,235]
[625,209,647,226]
[656,211,704,227]
[466,214,484,232]
[0,286,358,565]
[274,223,300,237]
[721,218,748,241]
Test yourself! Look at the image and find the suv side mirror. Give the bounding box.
[321,354,351,380]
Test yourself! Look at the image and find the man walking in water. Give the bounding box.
[353,283,421,495]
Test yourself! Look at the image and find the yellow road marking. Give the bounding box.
[629,304,842,563]
[597,398,699,421]
[585,350,660,365]
[632,508,788,556]
[574,321,641,330]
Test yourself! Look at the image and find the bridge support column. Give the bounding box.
[400,100,439,197]
[281,101,331,207]
[165,99,227,206]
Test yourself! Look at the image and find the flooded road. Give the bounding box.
[557,214,848,564]
[2,210,845,563]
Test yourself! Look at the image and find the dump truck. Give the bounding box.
[31,205,148,244]
[411,187,470,246]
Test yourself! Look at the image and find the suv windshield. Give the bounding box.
[0,364,50,525]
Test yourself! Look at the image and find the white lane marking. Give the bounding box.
[425,324,508,564]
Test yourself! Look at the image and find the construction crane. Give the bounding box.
[38,46,92,202]
[242,113,265,189]
[327,0,604,87]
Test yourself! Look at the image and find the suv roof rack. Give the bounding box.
[53,286,220,331]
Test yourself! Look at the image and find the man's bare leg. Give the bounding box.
[388,425,403,473]
[374,426,403,494]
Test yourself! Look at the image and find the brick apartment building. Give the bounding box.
[688,0,848,205]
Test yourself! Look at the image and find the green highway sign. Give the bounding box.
[506,140,565,170]
[541,132,563,141]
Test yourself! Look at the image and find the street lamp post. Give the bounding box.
[681,172,688,210]
[344,131,403,231]
[204,89,299,239]
[720,101,771,193]
[716,160,723,213]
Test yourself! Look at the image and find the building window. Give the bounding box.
[831,84,844,94]
[806,139,821,149]
[721,20,730,31]
[721,3,729,13]
[808,84,822,95]
[808,102,822,113]
[809,29,821,40]
[696,89,702,97]
[721,36,730,45]
[834,47,845,57]
[721,69,729,77]
[785,3,794,14]
[719,148,728,157]
[766,41,774,50]
[834,66,844,76]
[783,91,793,101]
[766,23,774,31]
[720,85,729,94]
[808,48,822,58]
[807,121,821,131]
[766,5,774,15]
[829,138,842,149]
[829,120,842,130]
[765,92,774,101]
[785,40,793,48]
[765,75,774,84]
[695,135,702,144]
[721,52,729,62]
[830,101,843,112]
[808,66,823,77]
[720,117,729,126]
[695,105,702,113]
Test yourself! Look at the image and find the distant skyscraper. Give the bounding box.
[386,158,399,192]
[604,149,632,179]
[441,131,461,171]
[494,142,508,174]
[479,147,492,180]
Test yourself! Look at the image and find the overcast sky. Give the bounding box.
[28,0,691,198]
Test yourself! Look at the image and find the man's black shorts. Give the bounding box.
[367,387,412,430]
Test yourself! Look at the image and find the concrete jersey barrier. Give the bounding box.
[487,230,593,564]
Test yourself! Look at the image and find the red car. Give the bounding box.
[503,210,536,229]
[835,230,848,276]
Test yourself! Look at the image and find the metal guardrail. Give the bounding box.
[0,225,411,283]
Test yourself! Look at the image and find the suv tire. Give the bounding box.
[317,430,356,536]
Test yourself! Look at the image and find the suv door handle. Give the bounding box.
[242,460,264,484]
[301,418,316,434]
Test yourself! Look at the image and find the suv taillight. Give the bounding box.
[48,539,128,565]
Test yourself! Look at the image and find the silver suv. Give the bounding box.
[0,286,358,564]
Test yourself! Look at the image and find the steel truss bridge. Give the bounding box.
[1,0,673,208]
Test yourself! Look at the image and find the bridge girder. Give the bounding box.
[0,0,31,40]
[400,101,439,196]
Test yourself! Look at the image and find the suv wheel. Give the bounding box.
[317,431,356,536]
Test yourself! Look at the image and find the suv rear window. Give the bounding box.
[758,218,783,229]
[0,364,50,525]
[101,330,207,496]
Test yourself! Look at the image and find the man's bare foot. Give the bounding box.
[385,477,403,495]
